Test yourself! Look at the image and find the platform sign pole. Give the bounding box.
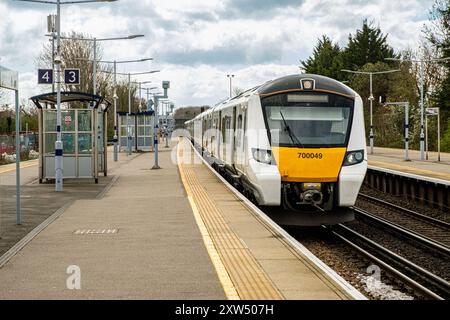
[15,90,21,224]
[0,63,20,224]
[426,108,441,162]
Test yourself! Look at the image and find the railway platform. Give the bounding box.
[0,140,363,300]
[368,147,450,183]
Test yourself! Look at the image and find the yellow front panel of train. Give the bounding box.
[271,147,346,182]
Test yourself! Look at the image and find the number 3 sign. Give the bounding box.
[64,68,80,85]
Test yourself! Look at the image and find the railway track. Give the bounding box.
[357,193,450,246]
[332,205,450,300]
[331,223,450,299]
[352,207,450,258]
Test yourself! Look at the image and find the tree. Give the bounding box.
[343,20,396,70]
[300,35,344,80]
[423,0,450,151]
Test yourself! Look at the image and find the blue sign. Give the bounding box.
[64,68,80,85]
[38,69,53,85]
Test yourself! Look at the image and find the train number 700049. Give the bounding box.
[297,152,323,159]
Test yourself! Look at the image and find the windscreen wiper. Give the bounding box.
[279,110,304,148]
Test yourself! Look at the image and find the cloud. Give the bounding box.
[0,0,435,108]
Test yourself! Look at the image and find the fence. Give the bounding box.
[0,132,38,155]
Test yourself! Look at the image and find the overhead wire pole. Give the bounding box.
[341,68,400,155]
[385,56,450,160]
[16,0,119,192]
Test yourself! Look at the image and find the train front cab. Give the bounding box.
[255,84,367,225]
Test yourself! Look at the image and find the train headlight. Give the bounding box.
[252,148,272,164]
[343,150,364,166]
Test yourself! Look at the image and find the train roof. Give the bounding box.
[186,74,357,124]
[257,74,355,99]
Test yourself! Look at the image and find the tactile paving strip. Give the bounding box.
[177,140,283,300]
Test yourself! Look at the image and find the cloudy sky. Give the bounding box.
[0,0,434,108]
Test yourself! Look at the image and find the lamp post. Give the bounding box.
[131,80,152,112]
[226,74,234,98]
[16,0,119,192]
[227,74,234,98]
[139,86,158,110]
[341,68,400,155]
[385,56,450,160]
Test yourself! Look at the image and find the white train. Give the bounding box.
[186,74,367,225]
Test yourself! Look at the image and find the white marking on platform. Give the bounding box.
[74,229,119,235]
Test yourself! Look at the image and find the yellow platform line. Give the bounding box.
[369,160,450,181]
[0,160,38,174]
[177,144,240,300]
[177,139,283,300]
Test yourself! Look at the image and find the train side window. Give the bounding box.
[222,116,226,142]
[236,115,243,147]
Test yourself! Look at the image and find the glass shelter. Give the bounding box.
[30,92,109,183]
[118,111,155,152]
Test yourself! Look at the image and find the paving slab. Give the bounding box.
[0,146,225,299]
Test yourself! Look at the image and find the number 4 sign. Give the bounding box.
[64,68,80,85]
[38,69,53,84]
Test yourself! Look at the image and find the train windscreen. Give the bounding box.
[261,93,354,148]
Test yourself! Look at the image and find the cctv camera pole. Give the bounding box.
[55,0,63,192]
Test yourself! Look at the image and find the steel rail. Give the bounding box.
[353,207,450,257]
[358,192,450,229]
[333,223,450,299]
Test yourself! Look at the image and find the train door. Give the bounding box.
[232,106,237,166]
[234,109,244,171]
[218,110,222,160]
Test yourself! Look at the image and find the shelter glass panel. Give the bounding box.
[44,111,57,132]
[78,133,92,154]
[45,133,56,153]
[62,133,75,154]
[61,110,75,132]
[78,110,92,132]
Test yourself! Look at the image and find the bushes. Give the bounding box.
[441,119,450,153]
